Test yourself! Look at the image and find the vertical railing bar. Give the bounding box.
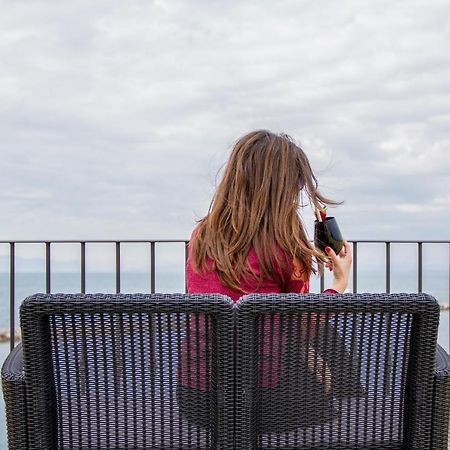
[9,242,15,351]
[353,241,358,293]
[320,269,325,293]
[418,242,423,293]
[386,242,391,293]
[46,242,51,294]
[184,241,189,294]
[80,242,86,294]
[115,242,121,294]
[150,242,155,294]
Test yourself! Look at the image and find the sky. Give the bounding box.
[1,0,450,272]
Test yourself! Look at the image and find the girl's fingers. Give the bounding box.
[342,240,351,256]
[325,246,338,262]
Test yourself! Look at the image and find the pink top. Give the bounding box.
[186,247,310,302]
[179,230,338,391]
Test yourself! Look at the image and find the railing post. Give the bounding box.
[150,241,155,294]
[115,242,121,293]
[46,242,51,294]
[385,242,391,293]
[353,241,358,293]
[80,242,86,293]
[9,242,15,351]
[418,242,423,293]
[185,241,189,294]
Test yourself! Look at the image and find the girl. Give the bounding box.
[177,130,354,431]
[187,129,351,298]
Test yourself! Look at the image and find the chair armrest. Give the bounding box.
[1,343,28,449]
[430,344,450,450]
[436,344,450,373]
[2,343,24,379]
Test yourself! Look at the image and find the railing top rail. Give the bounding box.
[0,239,190,244]
[1,239,450,244]
[349,240,450,244]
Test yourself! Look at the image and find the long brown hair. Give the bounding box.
[190,130,339,292]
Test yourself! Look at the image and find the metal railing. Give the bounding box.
[2,239,450,351]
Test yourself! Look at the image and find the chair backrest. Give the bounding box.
[20,293,235,450]
[235,293,440,449]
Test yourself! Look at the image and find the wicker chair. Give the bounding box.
[2,292,450,449]
[235,293,450,449]
[2,293,235,449]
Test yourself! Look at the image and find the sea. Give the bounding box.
[0,270,449,448]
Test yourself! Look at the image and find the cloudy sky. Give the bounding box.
[1,0,449,247]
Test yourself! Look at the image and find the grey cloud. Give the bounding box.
[0,0,449,243]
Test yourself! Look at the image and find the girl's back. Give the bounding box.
[187,244,309,302]
[177,129,355,431]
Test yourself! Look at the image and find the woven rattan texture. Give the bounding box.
[19,293,235,449]
[1,344,28,450]
[235,293,442,449]
[431,345,450,450]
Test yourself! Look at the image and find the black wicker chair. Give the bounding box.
[2,293,235,449]
[2,292,450,449]
[235,293,450,449]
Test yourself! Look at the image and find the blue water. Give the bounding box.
[0,272,186,329]
[1,271,449,348]
[0,271,449,449]
[1,269,449,325]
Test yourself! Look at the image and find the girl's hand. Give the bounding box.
[326,241,352,293]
